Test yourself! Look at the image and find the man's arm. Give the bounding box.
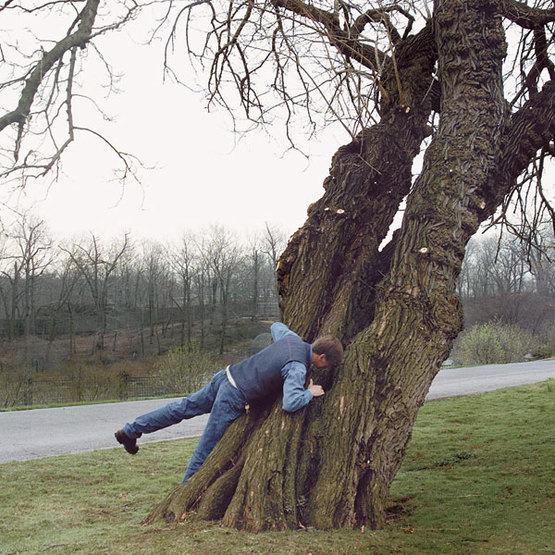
[271,321,298,342]
[281,361,324,412]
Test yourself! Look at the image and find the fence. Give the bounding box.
[123,376,173,399]
[0,366,204,408]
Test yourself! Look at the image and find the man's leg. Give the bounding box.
[182,379,246,482]
[116,370,226,453]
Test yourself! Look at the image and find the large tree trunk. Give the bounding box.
[145,1,551,531]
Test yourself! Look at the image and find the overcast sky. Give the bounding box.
[5,8,550,248]
[2,23,346,244]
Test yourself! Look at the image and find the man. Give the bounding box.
[115,322,343,482]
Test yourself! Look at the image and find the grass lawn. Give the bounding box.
[0,381,553,554]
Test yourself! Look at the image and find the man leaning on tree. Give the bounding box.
[115,322,343,482]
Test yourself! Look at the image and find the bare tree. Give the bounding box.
[144,0,555,531]
[0,240,23,342]
[112,244,141,313]
[193,259,209,351]
[0,214,52,352]
[139,241,171,348]
[457,236,479,301]
[245,234,262,320]
[262,223,287,271]
[261,222,286,304]
[169,233,197,348]
[13,216,52,354]
[524,224,555,297]
[199,226,244,354]
[43,251,80,361]
[62,233,129,352]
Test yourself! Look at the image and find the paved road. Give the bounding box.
[424,358,554,400]
[1,359,553,464]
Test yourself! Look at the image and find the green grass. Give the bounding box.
[1,382,553,554]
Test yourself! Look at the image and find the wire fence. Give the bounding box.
[0,367,204,408]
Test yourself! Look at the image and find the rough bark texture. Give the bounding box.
[146,0,555,531]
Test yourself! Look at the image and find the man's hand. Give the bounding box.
[307,379,325,397]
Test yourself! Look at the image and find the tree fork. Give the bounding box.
[145,16,438,532]
[144,0,511,533]
[278,24,438,344]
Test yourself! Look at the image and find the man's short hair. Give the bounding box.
[313,335,344,367]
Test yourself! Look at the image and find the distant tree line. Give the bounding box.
[457,225,555,335]
[2,211,553,366]
[0,213,287,361]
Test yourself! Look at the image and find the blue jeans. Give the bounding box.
[123,369,246,482]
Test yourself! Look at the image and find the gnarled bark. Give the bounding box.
[146,0,553,532]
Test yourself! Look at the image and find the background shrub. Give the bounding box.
[152,343,217,395]
[535,324,555,359]
[451,321,539,366]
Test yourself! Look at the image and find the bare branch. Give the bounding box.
[350,5,415,44]
[0,0,100,133]
[484,80,555,230]
[73,126,141,183]
[500,0,555,29]
[271,0,387,71]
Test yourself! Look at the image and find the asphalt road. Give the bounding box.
[1,359,553,464]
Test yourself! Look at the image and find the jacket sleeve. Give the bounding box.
[271,321,299,342]
[281,361,312,412]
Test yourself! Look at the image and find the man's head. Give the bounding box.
[312,335,344,368]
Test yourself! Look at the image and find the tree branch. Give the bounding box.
[0,0,99,134]
[271,0,387,72]
[499,0,555,29]
[350,5,414,44]
[484,79,555,216]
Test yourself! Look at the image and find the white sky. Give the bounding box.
[26,103,341,243]
[4,8,551,247]
[3,21,346,244]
